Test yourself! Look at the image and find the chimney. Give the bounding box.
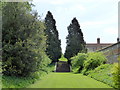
[117,37,119,43]
[97,38,100,44]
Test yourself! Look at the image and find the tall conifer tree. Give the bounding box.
[45,11,62,62]
[64,18,86,61]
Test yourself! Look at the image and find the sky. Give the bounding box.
[32,0,119,53]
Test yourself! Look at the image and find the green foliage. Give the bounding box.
[2,2,51,77]
[71,53,87,73]
[45,11,62,62]
[111,62,120,89]
[2,64,54,88]
[82,52,107,75]
[64,18,87,60]
[71,52,107,74]
[70,52,116,88]
[87,64,115,88]
[2,75,37,88]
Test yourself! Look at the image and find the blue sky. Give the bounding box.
[32,0,119,53]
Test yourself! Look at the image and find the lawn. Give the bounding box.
[28,72,112,88]
[59,55,68,61]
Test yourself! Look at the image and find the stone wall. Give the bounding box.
[98,42,120,64]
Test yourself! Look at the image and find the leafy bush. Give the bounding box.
[2,2,51,77]
[82,52,107,75]
[2,75,37,88]
[111,62,120,89]
[71,53,87,73]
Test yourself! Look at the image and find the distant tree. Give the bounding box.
[45,11,62,62]
[64,17,87,62]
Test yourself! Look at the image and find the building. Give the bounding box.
[86,38,114,52]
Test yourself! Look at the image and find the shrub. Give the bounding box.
[2,2,51,77]
[111,57,120,89]
[2,62,55,88]
[83,52,107,75]
[71,53,87,73]
[2,75,37,88]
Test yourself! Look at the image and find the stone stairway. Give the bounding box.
[56,61,70,72]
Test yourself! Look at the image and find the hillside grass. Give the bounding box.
[85,64,115,88]
[28,73,112,88]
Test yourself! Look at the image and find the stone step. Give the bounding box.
[56,61,70,72]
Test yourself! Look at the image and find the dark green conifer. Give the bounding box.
[45,11,62,62]
[64,17,87,62]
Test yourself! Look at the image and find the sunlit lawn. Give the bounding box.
[28,73,112,88]
[59,55,68,61]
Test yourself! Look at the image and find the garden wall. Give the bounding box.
[98,42,120,64]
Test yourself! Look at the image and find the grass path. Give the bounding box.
[59,55,68,61]
[28,73,112,88]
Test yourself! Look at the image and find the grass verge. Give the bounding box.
[86,64,115,88]
[59,55,68,61]
[2,63,55,88]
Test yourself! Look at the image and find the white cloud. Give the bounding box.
[104,28,118,35]
[32,0,100,4]
[50,0,64,5]
[54,4,86,16]
[81,21,106,26]
[33,0,70,4]
[72,4,86,11]
[49,0,73,5]
[81,14,117,27]
[33,0,119,4]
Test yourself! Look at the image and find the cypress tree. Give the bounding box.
[45,11,62,62]
[64,17,87,61]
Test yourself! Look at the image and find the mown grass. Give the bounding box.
[28,72,112,88]
[59,55,68,61]
[2,64,55,88]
